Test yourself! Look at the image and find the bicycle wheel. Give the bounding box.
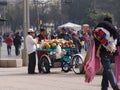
[62,60,71,73]
[38,56,50,73]
[72,55,84,74]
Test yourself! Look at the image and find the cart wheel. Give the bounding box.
[62,60,71,73]
[38,56,50,73]
[72,55,84,74]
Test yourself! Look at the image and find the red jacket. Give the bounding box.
[5,37,12,45]
[37,34,48,43]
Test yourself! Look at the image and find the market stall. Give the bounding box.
[36,39,84,74]
[58,22,82,31]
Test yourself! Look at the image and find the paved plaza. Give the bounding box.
[0,43,115,90]
[0,67,113,90]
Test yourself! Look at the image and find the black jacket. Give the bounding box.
[95,21,118,55]
[96,21,118,39]
[58,33,72,40]
[13,35,22,46]
[117,36,120,46]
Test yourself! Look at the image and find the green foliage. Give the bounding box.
[3,0,120,32]
[84,9,114,27]
[6,3,23,31]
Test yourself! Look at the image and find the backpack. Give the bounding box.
[13,36,21,46]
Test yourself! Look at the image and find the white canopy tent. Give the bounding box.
[58,22,81,31]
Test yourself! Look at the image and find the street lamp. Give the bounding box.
[22,0,30,66]
[33,0,50,30]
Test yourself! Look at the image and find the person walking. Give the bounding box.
[26,28,38,74]
[94,16,120,90]
[83,32,90,51]
[5,34,13,56]
[76,31,84,53]
[13,32,22,56]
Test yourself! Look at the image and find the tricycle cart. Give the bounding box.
[36,47,84,74]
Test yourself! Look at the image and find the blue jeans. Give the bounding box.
[100,54,118,90]
[14,45,21,56]
[85,41,90,51]
[7,45,11,55]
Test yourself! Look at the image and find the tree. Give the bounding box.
[3,0,120,33]
[6,2,23,32]
[46,2,65,25]
[94,0,120,26]
[84,9,114,27]
[61,0,92,24]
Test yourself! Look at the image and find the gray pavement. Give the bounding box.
[0,42,115,90]
[0,67,113,90]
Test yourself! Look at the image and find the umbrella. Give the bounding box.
[58,22,81,31]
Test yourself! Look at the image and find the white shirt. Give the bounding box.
[26,35,36,54]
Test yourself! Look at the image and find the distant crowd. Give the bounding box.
[4,32,22,56]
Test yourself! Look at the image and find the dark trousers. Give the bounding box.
[100,54,118,90]
[15,45,21,56]
[28,52,36,74]
[7,45,11,55]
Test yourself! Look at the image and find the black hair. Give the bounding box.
[7,34,9,37]
[104,16,112,24]
[28,32,31,34]
[16,32,19,35]
[61,27,66,30]
[40,28,46,32]
[97,17,118,39]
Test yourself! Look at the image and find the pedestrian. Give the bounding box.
[71,31,81,53]
[51,31,57,39]
[94,16,120,90]
[77,31,84,53]
[5,34,13,56]
[83,32,90,51]
[26,28,38,74]
[13,32,22,56]
[58,28,72,40]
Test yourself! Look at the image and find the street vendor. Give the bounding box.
[37,28,48,43]
[58,28,72,40]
